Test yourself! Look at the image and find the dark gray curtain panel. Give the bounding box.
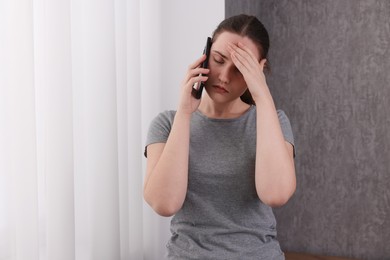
[225,1,390,260]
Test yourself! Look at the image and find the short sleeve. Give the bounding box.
[144,110,176,157]
[277,110,295,156]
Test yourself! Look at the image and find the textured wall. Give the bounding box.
[226,1,390,260]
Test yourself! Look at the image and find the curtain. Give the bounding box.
[0,0,165,259]
[0,0,225,259]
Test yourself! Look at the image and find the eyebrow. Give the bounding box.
[212,50,229,60]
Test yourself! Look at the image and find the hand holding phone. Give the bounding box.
[191,37,212,99]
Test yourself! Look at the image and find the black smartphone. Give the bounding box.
[191,37,212,99]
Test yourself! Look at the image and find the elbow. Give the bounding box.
[261,193,293,208]
[151,203,179,217]
[257,166,297,207]
[258,184,296,208]
[143,190,181,217]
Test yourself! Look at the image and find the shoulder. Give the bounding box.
[145,110,176,157]
[146,110,176,139]
[276,109,293,126]
[276,109,288,120]
[150,110,176,128]
[155,110,176,120]
[275,109,295,146]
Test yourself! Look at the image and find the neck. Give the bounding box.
[198,94,251,119]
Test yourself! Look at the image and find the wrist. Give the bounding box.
[175,109,193,120]
[252,90,273,105]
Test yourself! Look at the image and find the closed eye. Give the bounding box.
[212,50,228,65]
[214,58,223,64]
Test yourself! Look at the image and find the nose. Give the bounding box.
[218,65,231,84]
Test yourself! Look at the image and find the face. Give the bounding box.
[205,31,261,103]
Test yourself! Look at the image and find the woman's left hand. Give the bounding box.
[227,42,269,102]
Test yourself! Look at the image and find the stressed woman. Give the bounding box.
[143,14,296,260]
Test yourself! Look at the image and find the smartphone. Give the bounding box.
[191,37,212,99]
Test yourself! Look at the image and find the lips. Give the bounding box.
[213,85,229,94]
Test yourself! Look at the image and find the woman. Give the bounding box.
[144,14,296,260]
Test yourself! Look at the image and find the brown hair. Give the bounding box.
[212,14,270,105]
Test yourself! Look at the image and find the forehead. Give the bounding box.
[213,31,260,60]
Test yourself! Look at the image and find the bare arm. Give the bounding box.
[255,95,296,207]
[229,42,296,207]
[143,55,209,216]
[143,112,191,216]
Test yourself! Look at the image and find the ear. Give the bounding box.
[262,59,270,73]
[259,59,267,69]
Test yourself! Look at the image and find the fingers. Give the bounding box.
[229,50,246,73]
[236,43,257,62]
[183,67,209,83]
[183,54,209,85]
[228,43,250,73]
[177,55,208,114]
[179,55,209,101]
[188,74,208,87]
[183,69,209,89]
[228,43,256,69]
[228,42,266,73]
[189,54,207,70]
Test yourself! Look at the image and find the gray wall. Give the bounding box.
[226,1,390,260]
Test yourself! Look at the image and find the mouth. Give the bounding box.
[213,85,229,94]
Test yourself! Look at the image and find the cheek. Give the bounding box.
[207,64,219,79]
[234,73,247,87]
[235,72,245,82]
[235,78,249,95]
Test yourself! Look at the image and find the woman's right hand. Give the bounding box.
[177,54,209,115]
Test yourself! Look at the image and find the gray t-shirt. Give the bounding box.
[145,106,294,260]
